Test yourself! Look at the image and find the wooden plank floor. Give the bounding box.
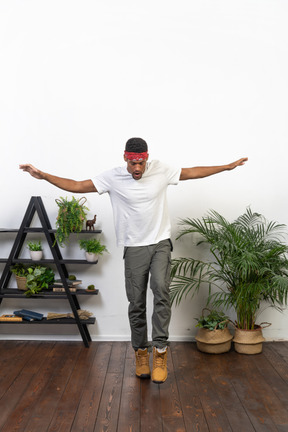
[0,341,288,432]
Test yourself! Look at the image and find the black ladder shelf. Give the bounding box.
[0,196,101,347]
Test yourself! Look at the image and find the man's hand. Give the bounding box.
[19,164,44,180]
[227,157,248,171]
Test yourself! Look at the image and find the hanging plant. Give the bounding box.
[54,196,89,247]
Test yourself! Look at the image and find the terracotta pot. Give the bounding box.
[195,327,233,354]
[233,326,266,354]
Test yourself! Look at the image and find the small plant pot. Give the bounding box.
[195,328,233,354]
[15,275,28,291]
[233,326,266,355]
[29,250,43,261]
[85,252,98,262]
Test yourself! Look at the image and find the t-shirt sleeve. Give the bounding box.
[169,166,182,185]
[160,162,181,185]
[91,171,111,195]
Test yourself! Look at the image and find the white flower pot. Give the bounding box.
[85,252,98,262]
[30,250,43,261]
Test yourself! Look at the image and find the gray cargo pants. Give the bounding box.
[123,239,172,351]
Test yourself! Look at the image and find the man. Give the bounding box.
[20,137,248,384]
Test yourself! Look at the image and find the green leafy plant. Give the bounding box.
[170,208,288,330]
[195,309,229,331]
[25,265,55,297]
[55,196,89,247]
[10,263,28,277]
[79,238,108,255]
[10,264,55,296]
[87,284,95,290]
[27,240,42,251]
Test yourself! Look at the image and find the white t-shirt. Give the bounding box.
[91,160,181,247]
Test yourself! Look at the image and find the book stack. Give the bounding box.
[52,278,82,292]
[13,309,44,321]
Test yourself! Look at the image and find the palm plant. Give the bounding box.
[170,208,288,330]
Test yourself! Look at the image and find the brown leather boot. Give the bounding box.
[135,348,150,378]
[152,347,168,383]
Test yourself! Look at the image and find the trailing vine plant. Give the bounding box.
[54,196,89,247]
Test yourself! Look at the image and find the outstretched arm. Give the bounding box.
[179,157,248,181]
[19,164,97,193]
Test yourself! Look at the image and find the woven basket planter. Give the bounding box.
[196,327,233,354]
[233,325,268,355]
[15,275,28,291]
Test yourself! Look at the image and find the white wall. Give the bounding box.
[1,0,288,342]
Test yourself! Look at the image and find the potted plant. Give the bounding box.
[195,308,233,354]
[170,208,288,354]
[11,264,55,296]
[10,263,29,291]
[54,196,89,247]
[27,240,43,260]
[79,238,108,262]
[25,265,55,297]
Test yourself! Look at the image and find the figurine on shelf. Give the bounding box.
[86,215,97,230]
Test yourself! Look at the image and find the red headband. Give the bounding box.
[124,151,148,161]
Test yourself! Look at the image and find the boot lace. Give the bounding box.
[137,351,149,366]
[154,352,166,369]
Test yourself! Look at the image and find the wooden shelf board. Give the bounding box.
[0,317,96,324]
[10,259,98,265]
[0,288,99,298]
[0,228,102,233]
